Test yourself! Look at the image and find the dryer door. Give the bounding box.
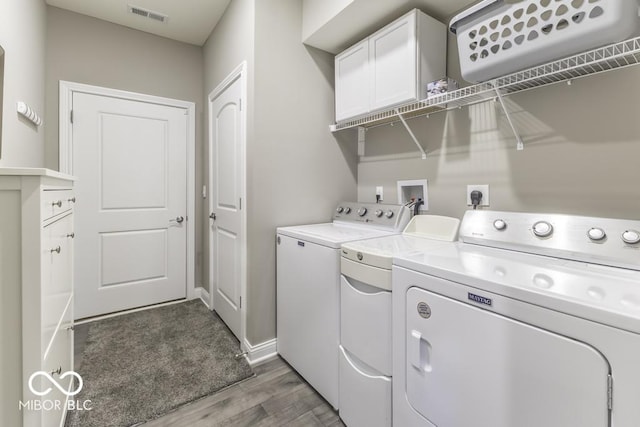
[405,286,610,427]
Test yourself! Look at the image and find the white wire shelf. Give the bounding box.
[331,35,640,132]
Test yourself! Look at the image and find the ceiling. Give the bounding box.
[45,0,232,46]
[44,0,479,48]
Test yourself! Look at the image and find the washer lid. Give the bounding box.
[277,223,394,249]
[342,235,455,270]
[394,243,640,334]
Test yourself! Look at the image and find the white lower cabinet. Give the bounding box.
[0,169,75,427]
[339,346,392,427]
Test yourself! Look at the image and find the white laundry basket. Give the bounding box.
[450,0,640,82]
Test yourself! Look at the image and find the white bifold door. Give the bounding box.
[73,92,188,319]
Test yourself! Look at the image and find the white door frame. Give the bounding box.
[208,62,247,349]
[59,81,197,301]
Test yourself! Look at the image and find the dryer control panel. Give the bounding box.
[460,210,640,271]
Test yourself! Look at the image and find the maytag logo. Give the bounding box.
[468,292,492,306]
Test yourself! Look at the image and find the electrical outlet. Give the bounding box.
[466,184,490,207]
[376,186,384,202]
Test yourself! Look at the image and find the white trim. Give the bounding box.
[208,62,248,350]
[195,286,211,309]
[243,338,278,366]
[58,80,197,306]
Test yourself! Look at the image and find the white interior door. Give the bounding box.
[209,66,245,341]
[72,92,188,319]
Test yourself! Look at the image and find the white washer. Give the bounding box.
[276,202,410,409]
[338,215,460,427]
[393,210,640,427]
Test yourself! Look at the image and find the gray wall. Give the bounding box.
[0,0,47,167]
[357,33,640,220]
[204,0,358,345]
[251,0,357,344]
[45,6,206,286]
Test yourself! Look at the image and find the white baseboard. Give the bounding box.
[243,338,278,366]
[195,286,210,309]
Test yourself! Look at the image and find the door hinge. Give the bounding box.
[239,296,242,309]
[70,110,73,124]
[239,198,242,210]
[607,374,613,410]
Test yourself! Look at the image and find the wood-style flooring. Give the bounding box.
[73,323,345,427]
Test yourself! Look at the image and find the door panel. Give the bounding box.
[73,92,187,319]
[209,72,244,339]
[405,285,610,427]
[100,114,167,210]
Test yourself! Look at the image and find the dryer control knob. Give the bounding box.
[357,207,368,217]
[336,206,344,214]
[375,209,384,217]
[587,227,606,241]
[622,230,640,244]
[385,210,394,219]
[344,207,352,214]
[493,219,507,231]
[532,221,553,238]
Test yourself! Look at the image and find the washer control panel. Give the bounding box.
[460,210,640,271]
[333,202,409,231]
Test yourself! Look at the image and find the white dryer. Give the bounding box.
[393,210,640,427]
[277,202,410,409]
[338,215,460,427]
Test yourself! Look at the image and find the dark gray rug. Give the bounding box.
[66,300,254,427]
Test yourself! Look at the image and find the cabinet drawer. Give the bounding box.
[42,293,73,360]
[339,346,391,427]
[41,325,73,427]
[340,275,392,375]
[42,189,74,222]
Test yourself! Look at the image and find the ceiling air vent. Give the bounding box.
[127,5,168,23]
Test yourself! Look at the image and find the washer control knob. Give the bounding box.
[532,221,553,238]
[375,209,384,217]
[357,207,368,217]
[622,230,640,245]
[493,219,507,231]
[587,227,606,241]
[385,210,394,219]
[336,206,344,214]
[344,207,351,214]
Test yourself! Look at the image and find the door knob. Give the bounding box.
[170,216,185,224]
[209,213,216,220]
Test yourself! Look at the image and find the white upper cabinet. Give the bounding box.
[335,39,370,122]
[334,9,446,123]
[369,12,417,111]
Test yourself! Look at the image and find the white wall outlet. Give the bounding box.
[467,184,489,207]
[376,186,384,202]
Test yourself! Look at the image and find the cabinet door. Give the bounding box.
[335,39,369,122]
[369,11,417,110]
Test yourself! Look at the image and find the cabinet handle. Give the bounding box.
[50,246,61,254]
[52,200,62,208]
[67,233,75,239]
[51,366,62,376]
[68,197,76,203]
